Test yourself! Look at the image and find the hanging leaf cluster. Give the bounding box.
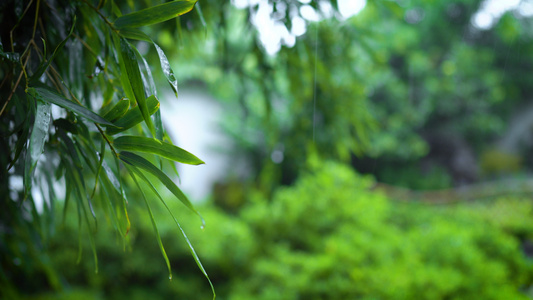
[0,0,213,297]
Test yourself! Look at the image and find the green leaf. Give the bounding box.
[57,129,83,169]
[126,165,215,298]
[91,139,107,199]
[106,95,160,135]
[24,99,51,198]
[119,151,204,226]
[153,42,178,97]
[103,98,130,122]
[125,165,172,280]
[7,118,30,171]
[135,46,165,143]
[119,38,155,135]
[195,1,207,38]
[114,136,204,165]
[114,0,197,29]
[62,141,97,223]
[118,28,152,43]
[53,118,79,134]
[30,16,76,83]
[27,86,116,126]
[68,167,98,273]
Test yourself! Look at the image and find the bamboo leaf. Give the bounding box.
[68,146,97,224]
[195,1,207,38]
[102,98,130,122]
[125,165,172,279]
[68,167,98,273]
[111,155,131,235]
[112,32,137,108]
[153,42,178,97]
[98,174,126,239]
[118,28,152,43]
[106,95,159,135]
[53,118,78,135]
[119,38,155,135]
[91,139,107,198]
[27,86,116,126]
[30,16,76,83]
[7,118,30,171]
[114,0,197,29]
[119,151,204,226]
[127,166,215,299]
[57,130,83,170]
[114,136,204,165]
[135,46,165,143]
[24,99,51,198]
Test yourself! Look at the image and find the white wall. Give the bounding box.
[160,89,233,201]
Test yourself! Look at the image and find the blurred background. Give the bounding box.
[12,0,533,299]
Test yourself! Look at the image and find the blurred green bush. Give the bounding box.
[21,162,533,299]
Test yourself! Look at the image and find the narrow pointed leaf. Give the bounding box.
[106,95,159,135]
[24,99,51,197]
[69,151,97,224]
[98,175,126,239]
[114,136,204,165]
[31,16,76,82]
[118,28,152,43]
[135,46,165,143]
[153,42,178,97]
[119,151,204,226]
[103,98,130,122]
[57,130,83,169]
[119,38,155,135]
[112,33,137,109]
[7,121,30,171]
[91,140,107,198]
[128,166,215,299]
[126,165,172,280]
[53,118,78,134]
[195,1,207,38]
[111,154,131,235]
[114,0,197,29]
[27,86,116,126]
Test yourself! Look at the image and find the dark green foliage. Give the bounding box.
[0,0,212,297]
[22,162,533,299]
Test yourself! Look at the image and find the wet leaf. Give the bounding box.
[119,151,204,226]
[154,43,178,97]
[27,86,115,126]
[118,28,152,43]
[128,165,215,298]
[125,165,172,280]
[114,0,197,29]
[106,95,160,135]
[103,98,130,122]
[119,38,155,135]
[24,99,51,198]
[114,136,204,165]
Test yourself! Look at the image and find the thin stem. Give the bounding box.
[31,0,41,40]
[0,70,24,116]
[47,65,119,158]
[81,0,118,32]
[1,54,31,117]
[10,0,35,52]
[96,125,118,158]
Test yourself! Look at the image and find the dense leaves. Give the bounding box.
[0,0,212,297]
[18,162,533,299]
